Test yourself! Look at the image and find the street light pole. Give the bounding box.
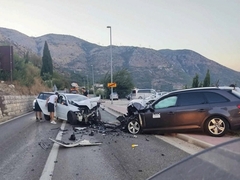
[9,45,13,83]
[107,26,113,104]
[91,65,95,95]
[86,75,89,94]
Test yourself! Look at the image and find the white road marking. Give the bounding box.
[39,121,66,180]
[0,112,33,125]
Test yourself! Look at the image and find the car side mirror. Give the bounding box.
[149,105,154,112]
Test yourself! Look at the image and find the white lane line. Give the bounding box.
[39,121,66,180]
[0,112,33,125]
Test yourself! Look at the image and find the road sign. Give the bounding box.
[107,83,117,88]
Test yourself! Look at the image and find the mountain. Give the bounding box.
[0,27,240,90]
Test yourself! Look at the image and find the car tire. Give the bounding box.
[44,114,50,121]
[126,118,141,134]
[204,116,229,137]
[67,111,79,125]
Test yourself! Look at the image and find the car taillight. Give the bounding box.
[237,105,240,109]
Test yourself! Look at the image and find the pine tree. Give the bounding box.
[203,69,210,87]
[192,74,199,88]
[41,41,53,79]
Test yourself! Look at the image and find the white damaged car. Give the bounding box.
[36,92,101,125]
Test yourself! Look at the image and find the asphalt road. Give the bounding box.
[0,113,59,180]
[0,109,191,180]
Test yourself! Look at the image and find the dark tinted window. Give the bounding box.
[204,92,228,103]
[138,89,151,93]
[178,92,205,106]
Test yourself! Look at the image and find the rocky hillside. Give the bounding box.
[1,27,240,91]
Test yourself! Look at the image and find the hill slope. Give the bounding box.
[0,27,240,90]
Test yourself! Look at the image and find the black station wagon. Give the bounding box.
[123,87,240,137]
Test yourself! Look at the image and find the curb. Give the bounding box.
[108,107,124,115]
[174,133,213,149]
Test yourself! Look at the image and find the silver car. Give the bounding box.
[110,92,119,100]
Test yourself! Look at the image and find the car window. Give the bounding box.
[204,92,229,103]
[154,96,177,109]
[138,90,151,93]
[37,93,52,100]
[178,92,205,106]
[58,95,67,104]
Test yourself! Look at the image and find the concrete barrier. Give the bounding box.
[0,95,35,123]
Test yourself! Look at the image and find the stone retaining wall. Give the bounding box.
[0,95,35,122]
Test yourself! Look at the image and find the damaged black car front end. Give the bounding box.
[117,101,149,134]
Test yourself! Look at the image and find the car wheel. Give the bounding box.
[204,116,229,137]
[44,114,50,121]
[127,118,141,134]
[67,111,79,125]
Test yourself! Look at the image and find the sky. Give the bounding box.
[0,0,239,71]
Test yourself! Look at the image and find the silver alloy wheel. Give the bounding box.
[207,117,226,136]
[127,120,140,134]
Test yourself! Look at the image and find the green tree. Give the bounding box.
[52,71,69,90]
[41,41,53,79]
[101,69,134,98]
[24,51,29,64]
[192,73,199,88]
[203,69,210,87]
[12,54,37,87]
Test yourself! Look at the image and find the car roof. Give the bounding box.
[167,87,239,95]
[40,91,54,93]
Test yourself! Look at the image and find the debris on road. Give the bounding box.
[49,138,102,148]
[131,144,138,149]
[38,141,51,150]
[69,133,76,141]
[73,127,87,131]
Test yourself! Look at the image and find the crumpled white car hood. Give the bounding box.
[71,96,100,109]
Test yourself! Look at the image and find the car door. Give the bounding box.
[56,94,69,121]
[172,92,210,129]
[143,96,178,130]
[37,92,54,116]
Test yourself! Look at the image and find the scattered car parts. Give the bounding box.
[49,138,102,148]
